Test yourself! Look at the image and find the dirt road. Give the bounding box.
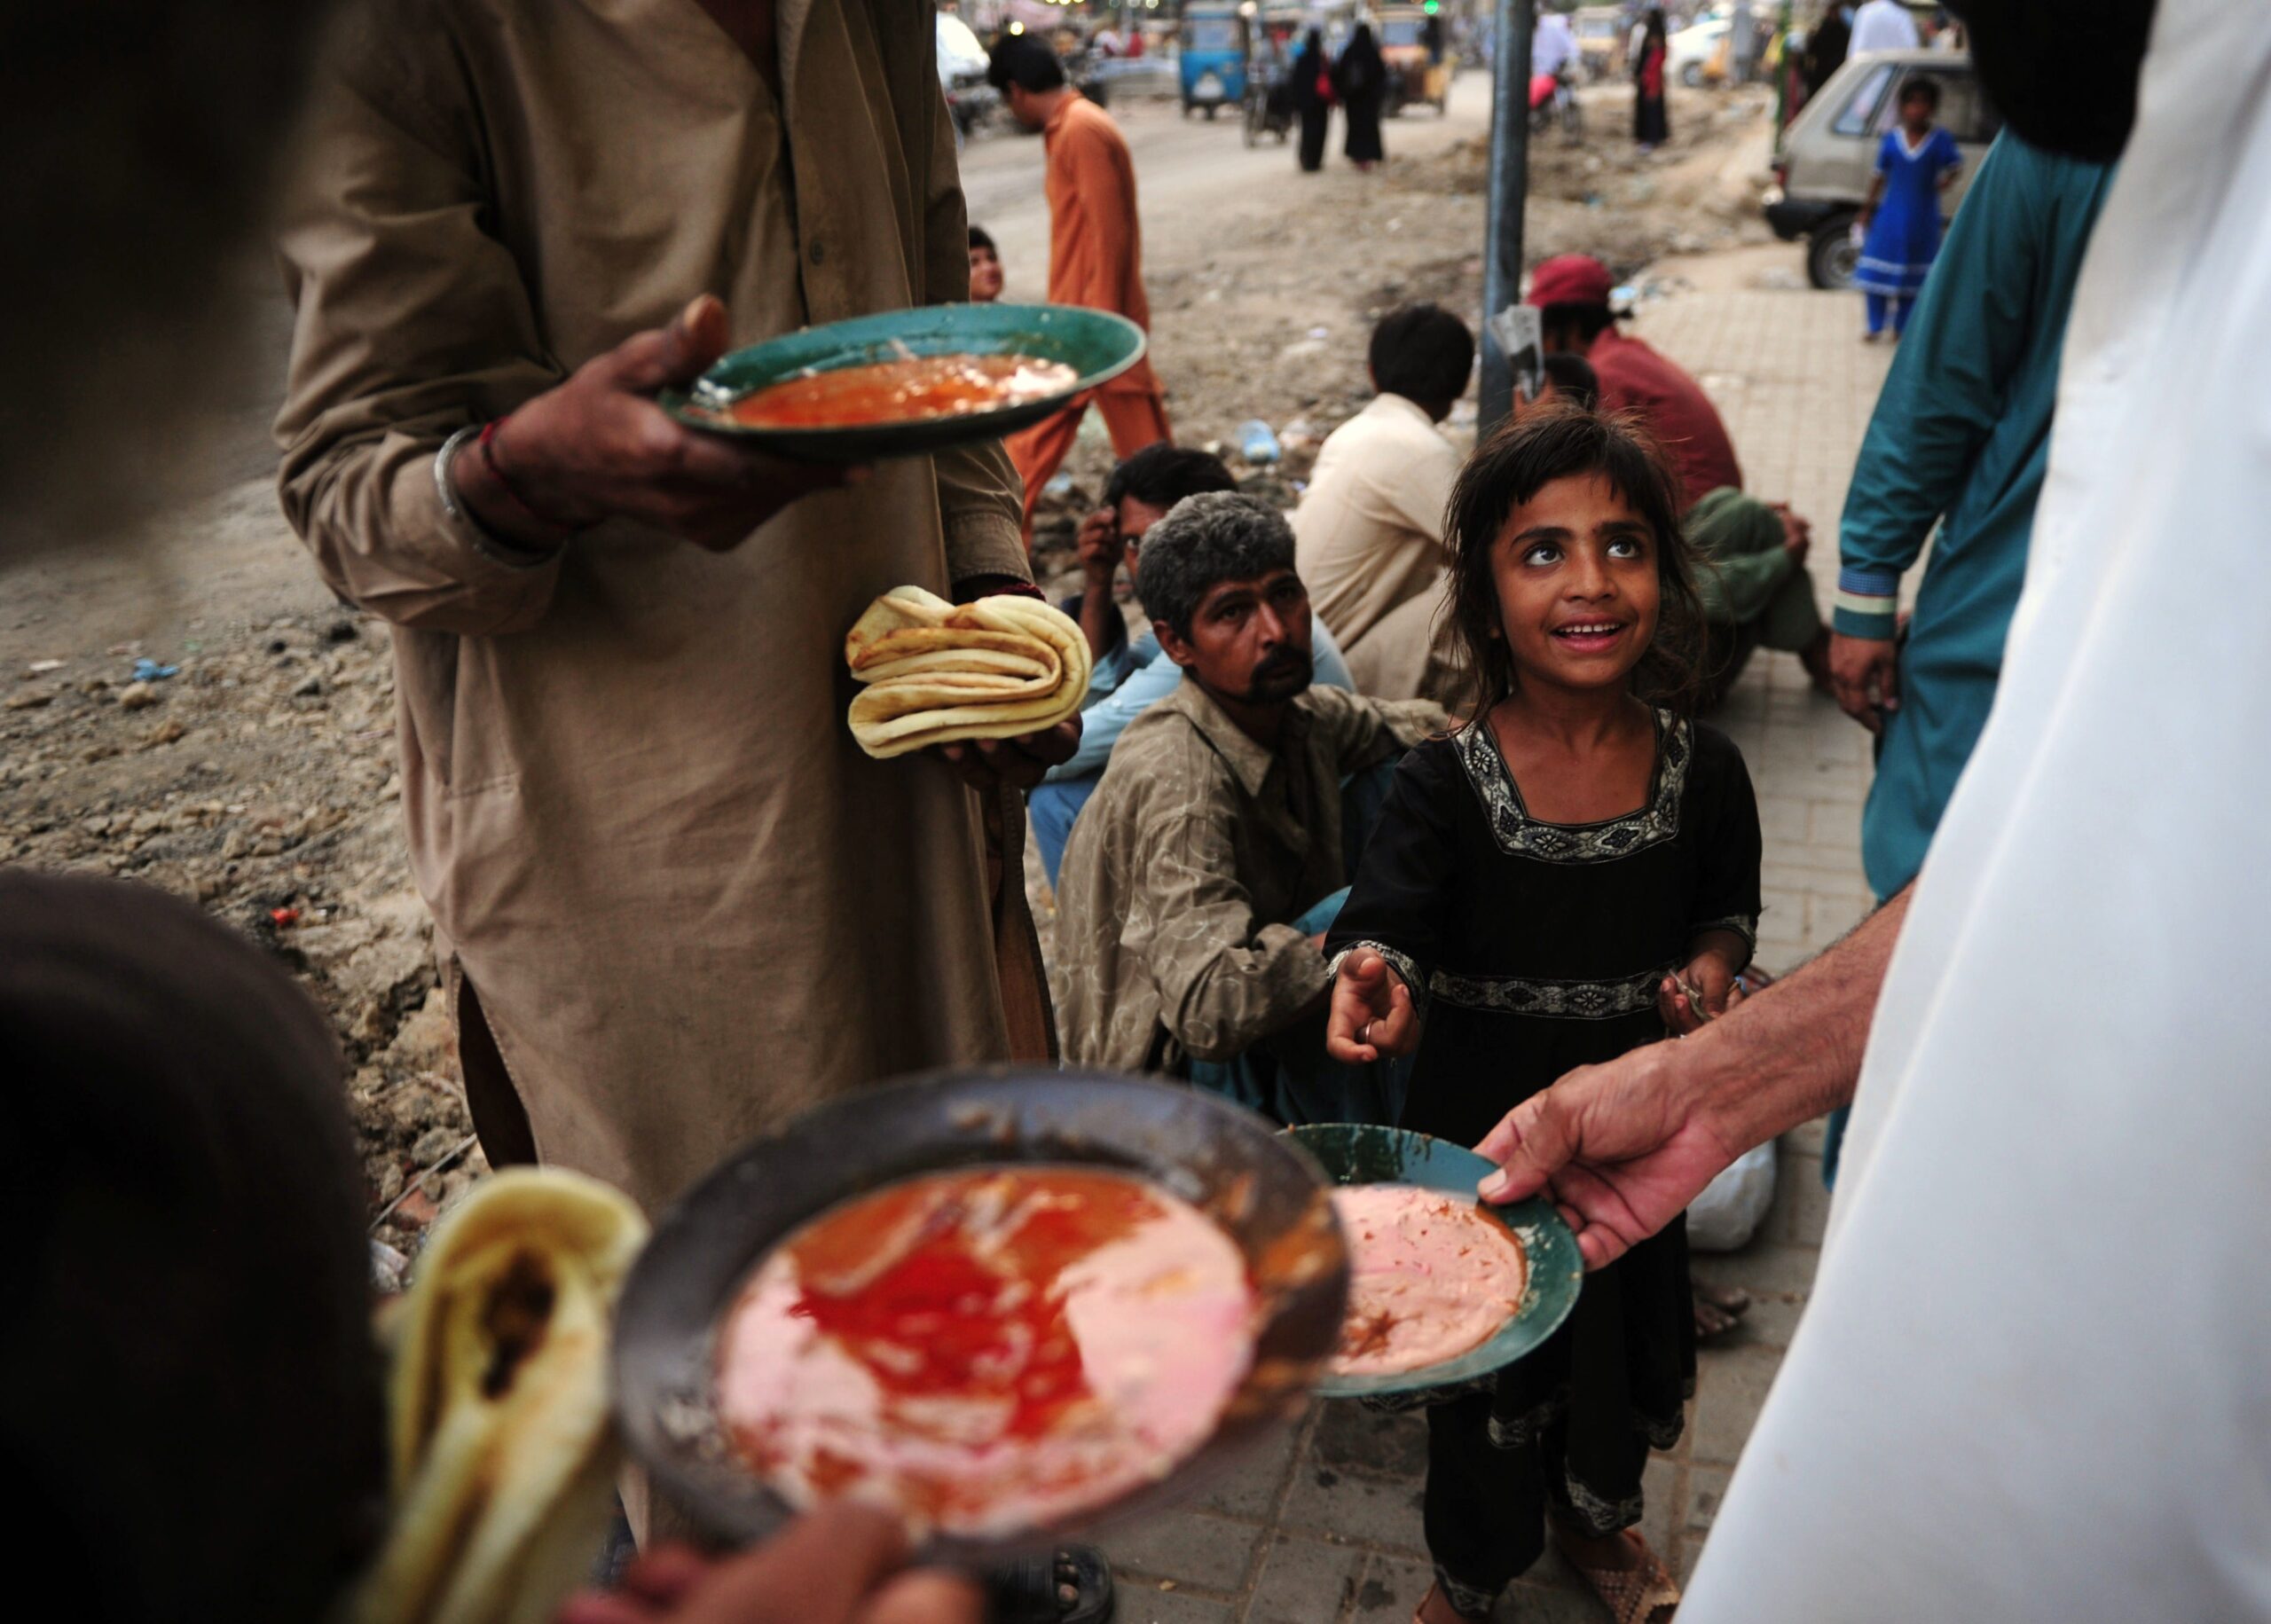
[957,75,1495,296]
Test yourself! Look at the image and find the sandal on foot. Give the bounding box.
[987,1546,1115,1624]
[1561,1531,1679,1624]
[1412,1579,1490,1624]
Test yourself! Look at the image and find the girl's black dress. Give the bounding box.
[1324,711,1761,1612]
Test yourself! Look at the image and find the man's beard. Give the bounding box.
[1244,647,1316,703]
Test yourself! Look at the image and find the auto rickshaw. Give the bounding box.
[1373,4,1453,117]
[1179,3,1247,119]
[1572,5,1628,82]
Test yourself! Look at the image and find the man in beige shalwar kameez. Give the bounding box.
[274,0,1068,1217]
[1290,303,1473,704]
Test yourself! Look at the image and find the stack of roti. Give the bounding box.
[350,1169,648,1624]
[845,585,1090,759]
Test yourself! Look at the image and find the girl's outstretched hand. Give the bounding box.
[1324,948,1420,1063]
[1659,944,1747,1034]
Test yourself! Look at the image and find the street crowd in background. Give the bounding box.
[12,2,2271,1623]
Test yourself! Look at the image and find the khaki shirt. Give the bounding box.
[273,0,1035,1211]
[1055,680,1446,1073]
[1293,393,1461,654]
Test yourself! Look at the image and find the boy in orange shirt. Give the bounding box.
[988,38,1172,539]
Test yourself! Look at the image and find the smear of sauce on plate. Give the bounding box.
[714,1165,1256,1536]
[1328,1185,1527,1377]
[724,354,1077,428]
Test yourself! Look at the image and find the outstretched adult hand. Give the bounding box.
[1324,947,1421,1063]
[1473,1042,1743,1268]
[1479,885,1913,1267]
[556,1504,981,1624]
[459,294,865,553]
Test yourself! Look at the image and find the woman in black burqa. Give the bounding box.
[1335,21,1387,169]
[1633,6,1670,149]
[1293,26,1333,172]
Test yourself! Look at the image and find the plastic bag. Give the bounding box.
[1686,1137,1777,1252]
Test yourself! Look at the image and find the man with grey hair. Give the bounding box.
[1054,493,1446,1124]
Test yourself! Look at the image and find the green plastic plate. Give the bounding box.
[1286,1124,1585,1400]
[659,302,1147,463]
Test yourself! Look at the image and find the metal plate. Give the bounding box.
[612,1066,1347,1559]
[659,302,1146,462]
[1285,1124,1585,1400]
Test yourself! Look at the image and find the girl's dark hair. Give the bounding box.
[1440,403,1707,716]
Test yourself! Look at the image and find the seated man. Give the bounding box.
[1293,302,1473,702]
[1529,254,1833,701]
[1031,443,1355,883]
[1056,493,1445,1126]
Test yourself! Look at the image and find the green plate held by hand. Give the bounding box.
[1286,1124,1586,1400]
[659,302,1147,463]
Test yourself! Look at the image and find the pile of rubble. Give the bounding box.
[2,613,483,1255]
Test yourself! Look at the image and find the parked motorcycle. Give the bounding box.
[947,80,1000,140]
[1528,64,1583,140]
[1243,61,1295,145]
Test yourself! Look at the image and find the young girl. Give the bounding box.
[1855,76,1963,340]
[1323,406,1762,1624]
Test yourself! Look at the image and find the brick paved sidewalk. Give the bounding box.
[1098,274,1895,1623]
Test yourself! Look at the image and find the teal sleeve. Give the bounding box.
[1835,135,2047,639]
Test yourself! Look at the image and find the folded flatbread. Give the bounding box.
[349,1169,648,1624]
[845,585,1091,758]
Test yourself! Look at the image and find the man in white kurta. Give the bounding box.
[1848,0,1921,54]
[1478,1,2271,1614]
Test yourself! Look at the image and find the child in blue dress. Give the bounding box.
[1855,77,1963,340]
[1324,406,1761,1624]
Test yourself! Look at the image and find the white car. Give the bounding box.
[1666,16,1729,87]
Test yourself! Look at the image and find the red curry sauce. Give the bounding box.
[724,354,1076,429]
[714,1165,1257,1536]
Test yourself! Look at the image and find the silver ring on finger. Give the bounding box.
[1360,1020,1373,1046]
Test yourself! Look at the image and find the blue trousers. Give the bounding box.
[1029,777,1090,889]
[1865,291,1916,336]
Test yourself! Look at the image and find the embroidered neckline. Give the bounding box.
[1453,710,1692,863]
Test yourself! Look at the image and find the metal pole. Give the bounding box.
[1478,0,1536,436]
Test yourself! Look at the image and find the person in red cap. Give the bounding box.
[1528,254,1832,699]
